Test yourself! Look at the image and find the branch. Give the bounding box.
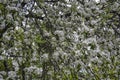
[25,12,44,20]
[8,54,23,57]
[0,22,12,39]
[45,0,59,2]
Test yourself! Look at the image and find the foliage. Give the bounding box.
[0,0,120,80]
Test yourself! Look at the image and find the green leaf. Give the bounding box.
[0,60,5,71]
[39,0,44,3]
[0,3,7,15]
[88,43,96,50]
[0,3,5,11]
[35,35,46,44]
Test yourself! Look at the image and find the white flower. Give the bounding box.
[53,52,59,60]
[8,71,16,78]
[0,75,3,80]
[0,56,4,60]
[7,6,18,11]
[88,63,92,67]
[81,21,89,31]
[67,4,71,8]
[95,0,100,3]
[54,30,64,37]
[34,68,43,75]
[41,54,48,61]
[82,37,96,44]
[87,46,91,50]
[26,66,37,73]
[6,14,13,19]
[73,31,79,42]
